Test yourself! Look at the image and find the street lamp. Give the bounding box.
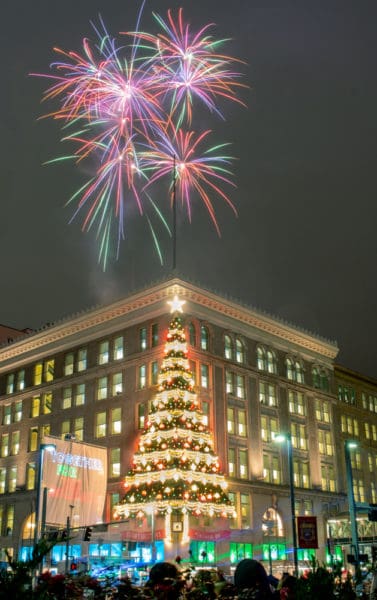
[344,440,359,568]
[34,442,56,546]
[274,432,298,577]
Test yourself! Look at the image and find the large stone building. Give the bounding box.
[0,277,376,573]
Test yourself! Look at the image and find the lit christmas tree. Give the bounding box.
[115,295,235,545]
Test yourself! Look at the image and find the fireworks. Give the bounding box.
[34,5,246,269]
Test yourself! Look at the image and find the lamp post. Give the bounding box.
[344,440,359,568]
[274,432,298,577]
[34,442,56,547]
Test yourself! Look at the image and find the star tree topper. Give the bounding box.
[168,295,186,313]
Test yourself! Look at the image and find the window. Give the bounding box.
[74,417,84,441]
[140,328,147,351]
[225,370,233,394]
[202,401,209,426]
[235,339,244,364]
[201,364,209,389]
[31,396,40,418]
[97,377,108,401]
[139,365,146,389]
[137,403,146,429]
[62,387,72,410]
[286,358,294,381]
[295,361,304,384]
[261,416,279,443]
[240,493,251,529]
[365,423,377,441]
[61,421,70,438]
[290,423,307,450]
[17,370,25,391]
[266,351,277,374]
[11,431,20,455]
[99,341,109,365]
[110,448,121,477]
[77,348,87,371]
[228,448,235,476]
[188,323,196,346]
[113,336,124,360]
[112,372,123,396]
[321,464,336,492]
[293,460,310,488]
[34,362,43,386]
[224,335,232,360]
[239,449,248,479]
[1,434,9,458]
[29,427,38,451]
[227,407,247,437]
[151,361,159,385]
[95,412,107,438]
[14,401,22,423]
[111,408,122,435]
[75,383,85,406]
[42,392,52,415]
[236,374,245,399]
[6,374,14,395]
[318,430,333,455]
[288,390,306,416]
[227,408,235,435]
[3,405,11,426]
[350,451,362,470]
[257,347,267,371]
[0,468,6,494]
[315,399,330,422]
[259,382,277,407]
[341,416,359,437]
[9,466,17,493]
[200,325,209,351]
[151,323,159,347]
[44,360,55,382]
[6,505,14,535]
[263,454,281,484]
[353,478,365,503]
[64,353,74,376]
[41,424,50,438]
[26,462,36,490]
[338,384,356,405]
[238,410,247,437]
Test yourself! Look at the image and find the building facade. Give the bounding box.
[0,278,376,573]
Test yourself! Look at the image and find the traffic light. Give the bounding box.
[83,526,92,541]
[70,561,77,571]
[368,507,377,522]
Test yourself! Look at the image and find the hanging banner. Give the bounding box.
[41,436,107,528]
[189,529,231,541]
[297,516,318,549]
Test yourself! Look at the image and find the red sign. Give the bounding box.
[189,529,231,541]
[121,529,165,542]
[297,516,318,549]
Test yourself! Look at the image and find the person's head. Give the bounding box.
[234,559,270,593]
[279,575,297,600]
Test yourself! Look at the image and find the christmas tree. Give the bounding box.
[115,295,235,540]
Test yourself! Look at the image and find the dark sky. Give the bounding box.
[1,1,377,377]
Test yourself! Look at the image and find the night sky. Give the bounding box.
[1,1,377,377]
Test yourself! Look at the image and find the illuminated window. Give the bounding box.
[263,454,281,484]
[34,363,43,386]
[286,358,294,380]
[338,384,356,405]
[61,420,70,438]
[200,326,209,351]
[224,335,233,360]
[16,370,25,391]
[75,384,85,406]
[14,401,22,422]
[236,375,245,399]
[74,417,84,441]
[8,466,17,493]
[261,416,279,443]
[62,387,72,409]
[110,448,121,477]
[6,374,14,395]
[151,361,159,385]
[225,370,233,394]
[315,399,330,422]
[113,336,124,360]
[228,448,235,476]
[240,493,250,529]
[293,460,310,488]
[151,323,159,347]
[259,382,277,407]
[257,347,267,371]
[41,424,50,438]
[42,392,52,415]
[44,360,55,382]
[288,390,306,416]
[202,401,209,426]
[1,434,9,458]
[290,422,307,450]
[139,365,146,389]
[110,492,120,519]
[350,451,362,470]
[188,322,196,346]
[235,339,244,364]
[11,431,20,455]
[77,348,87,371]
[295,361,304,384]
[238,410,247,437]
[6,505,14,535]
[267,351,277,374]
[239,449,248,479]
[64,353,74,376]
[0,468,6,494]
[95,412,106,438]
[97,377,108,401]
[3,405,11,425]
[371,481,377,504]
[321,464,336,492]
[140,328,147,351]
[138,403,146,429]
[111,408,122,435]
[112,372,123,396]
[99,341,109,365]
[26,462,36,490]
[318,430,333,455]
[262,507,284,536]
[341,415,359,436]
[353,478,365,503]
[31,396,40,418]
[201,364,209,388]
[29,427,38,451]
[227,408,235,434]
